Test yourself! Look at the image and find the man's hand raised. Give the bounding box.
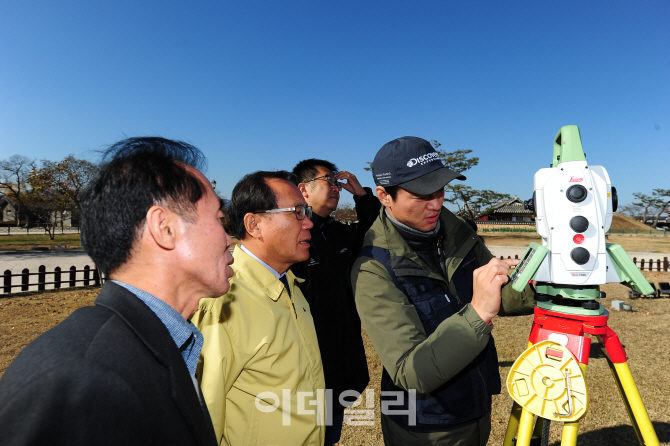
[470,258,518,324]
[335,170,366,196]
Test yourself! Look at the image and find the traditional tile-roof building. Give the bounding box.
[477,196,534,222]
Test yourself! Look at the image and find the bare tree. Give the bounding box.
[632,192,662,226]
[651,189,670,227]
[618,203,644,220]
[445,184,511,220]
[0,155,37,225]
[332,202,358,223]
[28,155,98,238]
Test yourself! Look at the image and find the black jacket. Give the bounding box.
[0,282,217,446]
[293,189,380,415]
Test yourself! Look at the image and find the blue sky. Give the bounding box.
[1,1,668,210]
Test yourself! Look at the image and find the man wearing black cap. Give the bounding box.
[351,137,535,445]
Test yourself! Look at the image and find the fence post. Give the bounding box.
[54,267,62,289]
[657,259,661,272]
[641,259,645,270]
[665,257,669,272]
[93,268,100,287]
[21,268,29,291]
[38,265,46,291]
[648,259,653,271]
[84,265,90,286]
[515,254,519,260]
[69,266,76,287]
[3,269,11,294]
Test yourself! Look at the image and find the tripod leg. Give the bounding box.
[609,359,660,446]
[601,327,659,446]
[560,421,579,446]
[516,408,536,446]
[504,341,536,446]
[559,362,587,446]
[605,355,644,445]
[503,402,523,446]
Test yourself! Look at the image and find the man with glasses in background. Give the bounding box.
[193,171,326,446]
[292,159,380,446]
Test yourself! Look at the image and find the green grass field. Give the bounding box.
[0,234,83,251]
[2,272,669,445]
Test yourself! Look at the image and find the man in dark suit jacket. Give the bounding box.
[0,137,235,445]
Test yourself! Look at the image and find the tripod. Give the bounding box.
[502,304,659,446]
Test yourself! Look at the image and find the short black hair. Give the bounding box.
[382,185,400,200]
[80,137,207,276]
[229,170,296,240]
[292,159,338,184]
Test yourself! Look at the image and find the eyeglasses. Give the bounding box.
[303,174,342,190]
[254,205,313,220]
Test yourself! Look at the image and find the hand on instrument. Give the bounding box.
[471,258,518,324]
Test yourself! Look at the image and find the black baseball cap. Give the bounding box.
[372,136,466,195]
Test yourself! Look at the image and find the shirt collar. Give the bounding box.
[111,280,203,375]
[240,244,285,279]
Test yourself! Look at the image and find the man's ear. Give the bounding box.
[243,213,263,239]
[298,182,309,199]
[145,205,178,250]
[376,186,392,207]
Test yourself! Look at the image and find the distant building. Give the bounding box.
[0,194,74,227]
[0,196,18,224]
[456,196,534,223]
[478,196,534,222]
[645,216,670,229]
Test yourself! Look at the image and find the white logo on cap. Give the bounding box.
[407,152,440,167]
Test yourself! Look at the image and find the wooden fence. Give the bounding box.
[498,255,670,272]
[2,265,103,295]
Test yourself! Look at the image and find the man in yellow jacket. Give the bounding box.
[192,171,326,446]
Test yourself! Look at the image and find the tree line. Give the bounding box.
[0,154,98,239]
[618,189,670,227]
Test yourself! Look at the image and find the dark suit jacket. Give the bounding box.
[0,282,217,446]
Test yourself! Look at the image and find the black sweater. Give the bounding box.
[292,189,380,415]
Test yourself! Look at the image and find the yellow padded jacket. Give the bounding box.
[192,246,326,446]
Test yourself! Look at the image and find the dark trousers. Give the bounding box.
[381,410,492,446]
